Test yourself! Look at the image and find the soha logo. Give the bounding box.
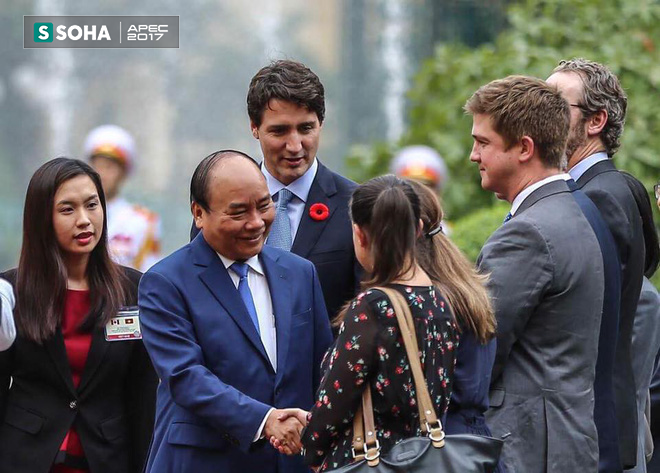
[34,23,53,42]
[34,23,111,42]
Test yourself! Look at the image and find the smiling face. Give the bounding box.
[194,156,275,261]
[469,113,520,201]
[52,174,104,261]
[251,99,321,186]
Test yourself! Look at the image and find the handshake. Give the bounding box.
[264,408,309,456]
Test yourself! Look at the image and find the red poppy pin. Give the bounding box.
[309,203,329,221]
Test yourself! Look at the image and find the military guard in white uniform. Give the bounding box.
[85,125,161,272]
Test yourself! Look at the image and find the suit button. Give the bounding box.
[69,400,77,409]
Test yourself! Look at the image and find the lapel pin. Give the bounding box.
[309,203,329,221]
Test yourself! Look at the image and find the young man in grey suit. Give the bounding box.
[548,59,645,470]
[466,76,605,472]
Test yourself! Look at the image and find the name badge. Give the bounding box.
[105,307,142,341]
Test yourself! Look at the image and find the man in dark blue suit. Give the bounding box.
[192,60,359,321]
[549,59,645,470]
[568,178,623,472]
[140,151,333,473]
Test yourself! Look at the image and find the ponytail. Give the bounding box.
[409,180,496,343]
[333,175,420,326]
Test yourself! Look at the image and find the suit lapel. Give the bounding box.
[44,328,76,396]
[291,162,338,259]
[516,179,569,215]
[77,327,109,393]
[193,234,271,365]
[260,248,292,383]
[576,159,617,188]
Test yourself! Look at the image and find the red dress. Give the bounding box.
[51,289,93,473]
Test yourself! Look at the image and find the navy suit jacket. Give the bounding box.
[569,180,623,472]
[576,159,645,468]
[190,161,360,321]
[138,234,333,473]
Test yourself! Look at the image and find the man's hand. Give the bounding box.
[263,408,305,455]
[275,408,308,426]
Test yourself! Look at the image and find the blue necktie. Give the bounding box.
[229,262,260,335]
[503,212,513,224]
[267,188,294,250]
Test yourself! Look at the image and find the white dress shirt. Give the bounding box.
[216,253,277,371]
[216,253,277,441]
[567,152,609,182]
[0,278,16,351]
[510,173,571,216]
[262,158,319,243]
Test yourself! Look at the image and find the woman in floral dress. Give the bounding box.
[298,175,466,471]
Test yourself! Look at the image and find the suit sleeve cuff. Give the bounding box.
[253,407,275,442]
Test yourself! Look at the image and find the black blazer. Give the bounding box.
[576,159,646,469]
[0,267,157,473]
[191,161,361,320]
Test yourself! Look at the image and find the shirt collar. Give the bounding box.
[216,252,264,276]
[510,173,570,216]
[567,152,609,182]
[261,158,318,203]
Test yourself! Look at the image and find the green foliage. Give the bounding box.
[345,142,396,185]
[345,0,660,222]
[449,202,510,262]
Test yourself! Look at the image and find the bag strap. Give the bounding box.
[351,388,380,465]
[350,287,446,464]
[381,287,445,441]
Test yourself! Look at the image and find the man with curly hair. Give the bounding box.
[549,58,645,471]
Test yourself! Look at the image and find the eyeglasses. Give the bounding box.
[654,183,660,200]
[569,103,590,113]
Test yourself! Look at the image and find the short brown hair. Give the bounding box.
[553,58,627,157]
[247,60,325,127]
[465,75,570,169]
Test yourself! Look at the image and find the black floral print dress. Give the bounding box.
[301,284,460,471]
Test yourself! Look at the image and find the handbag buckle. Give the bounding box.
[351,447,365,461]
[426,422,445,448]
[364,440,381,466]
[352,440,381,462]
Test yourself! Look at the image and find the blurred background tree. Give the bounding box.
[346,0,660,285]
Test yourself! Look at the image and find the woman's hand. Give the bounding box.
[269,408,309,455]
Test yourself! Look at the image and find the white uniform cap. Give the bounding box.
[390,145,448,191]
[84,124,136,172]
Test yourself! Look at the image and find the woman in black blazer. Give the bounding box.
[0,158,157,473]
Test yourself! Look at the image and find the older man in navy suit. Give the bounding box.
[192,60,359,321]
[141,151,333,473]
[549,59,645,470]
